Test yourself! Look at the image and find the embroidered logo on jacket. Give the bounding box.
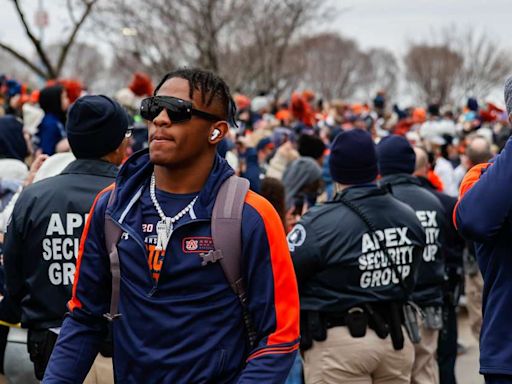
[182,237,214,253]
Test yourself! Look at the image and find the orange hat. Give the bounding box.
[412,108,426,124]
[275,109,292,122]
[234,94,251,110]
[129,72,153,97]
[351,103,364,115]
[61,79,82,103]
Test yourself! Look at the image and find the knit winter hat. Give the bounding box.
[298,134,326,160]
[66,95,129,159]
[376,135,416,176]
[329,129,378,185]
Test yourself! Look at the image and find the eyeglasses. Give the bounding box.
[140,96,224,123]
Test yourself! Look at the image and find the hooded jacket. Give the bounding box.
[379,174,446,307]
[290,184,426,312]
[43,149,299,384]
[454,136,512,375]
[282,156,322,209]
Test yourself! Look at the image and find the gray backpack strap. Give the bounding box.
[104,189,123,321]
[212,175,257,347]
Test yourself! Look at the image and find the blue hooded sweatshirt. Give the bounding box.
[43,149,299,383]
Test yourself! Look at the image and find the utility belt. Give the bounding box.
[301,302,425,352]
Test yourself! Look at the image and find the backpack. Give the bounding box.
[103,175,257,347]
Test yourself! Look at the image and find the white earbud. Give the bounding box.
[210,129,221,141]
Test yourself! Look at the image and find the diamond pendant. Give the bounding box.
[156,217,173,251]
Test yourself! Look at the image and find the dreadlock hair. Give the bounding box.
[154,68,237,127]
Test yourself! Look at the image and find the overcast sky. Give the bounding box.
[332,0,512,54]
[1,0,511,56]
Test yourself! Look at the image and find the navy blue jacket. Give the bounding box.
[43,150,299,383]
[455,136,512,375]
[35,113,66,156]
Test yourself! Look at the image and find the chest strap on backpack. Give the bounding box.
[104,190,123,321]
[212,175,257,348]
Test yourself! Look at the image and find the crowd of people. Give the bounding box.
[0,67,509,383]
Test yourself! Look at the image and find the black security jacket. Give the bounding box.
[379,174,446,307]
[3,159,117,329]
[416,176,465,270]
[289,184,426,313]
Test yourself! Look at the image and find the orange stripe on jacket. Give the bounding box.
[452,163,491,229]
[245,190,300,346]
[68,184,115,312]
[246,342,299,361]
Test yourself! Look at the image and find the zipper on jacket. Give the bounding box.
[112,217,212,295]
[154,218,211,290]
[111,219,155,290]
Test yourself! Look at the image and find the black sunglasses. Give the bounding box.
[140,96,224,123]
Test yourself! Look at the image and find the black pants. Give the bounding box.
[437,305,458,384]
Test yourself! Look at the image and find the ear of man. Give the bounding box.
[208,121,229,144]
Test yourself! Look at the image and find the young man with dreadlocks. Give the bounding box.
[43,69,300,383]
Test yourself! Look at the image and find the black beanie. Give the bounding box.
[329,129,378,185]
[66,95,129,159]
[376,135,416,176]
[298,134,326,160]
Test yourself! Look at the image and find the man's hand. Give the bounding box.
[24,153,49,186]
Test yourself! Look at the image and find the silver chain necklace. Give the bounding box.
[150,173,198,251]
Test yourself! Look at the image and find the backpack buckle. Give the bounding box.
[103,313,122,322]
[199,250,223,266]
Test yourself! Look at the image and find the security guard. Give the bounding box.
[377,135,446,384]
[289,129,426,384]
[2,95,130,382]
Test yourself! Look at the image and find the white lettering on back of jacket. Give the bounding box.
[41,212,89,286]
[358,227,414,289]
[415,210,439,262]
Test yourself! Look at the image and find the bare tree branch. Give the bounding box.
[404,44,463,104]
[0,41,47,78]
[56,0,98,75]
[11,0,55,77]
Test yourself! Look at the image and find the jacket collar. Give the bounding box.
[108,149,235,222]
[60,159,118,178]
[329,183,386,203]
[416,176,436,191]
[379,173,421,187]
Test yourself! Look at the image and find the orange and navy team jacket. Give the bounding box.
[43,149,300,384]
[453,150,512,376]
